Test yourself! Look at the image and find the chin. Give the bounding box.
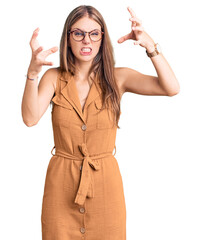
[76,55,96,63]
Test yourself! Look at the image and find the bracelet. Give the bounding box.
[25,74,39,81]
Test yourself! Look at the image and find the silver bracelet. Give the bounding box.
[25,74,39,81]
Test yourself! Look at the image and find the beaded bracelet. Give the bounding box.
[25,74,39,81]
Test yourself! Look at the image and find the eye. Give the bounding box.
[74,30,83,36]
[91,31,99,36]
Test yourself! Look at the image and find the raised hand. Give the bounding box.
[28,27,58,75]
[117,6,155,50]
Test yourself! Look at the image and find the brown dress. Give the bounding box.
[41,70,127,239]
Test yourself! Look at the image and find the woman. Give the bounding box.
[21,5,180,240]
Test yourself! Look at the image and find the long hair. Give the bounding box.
[58,5,121,128]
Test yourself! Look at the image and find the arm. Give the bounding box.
[143,44,180,96]
[21,27,58,126]
[115,52,180,96]
[117,7,180,96]
[21,68,57,127]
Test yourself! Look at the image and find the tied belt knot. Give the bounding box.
[51,143,116,206]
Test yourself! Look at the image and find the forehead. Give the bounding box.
[71,17,101,31]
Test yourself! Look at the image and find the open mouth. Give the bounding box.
[80,47,92,55]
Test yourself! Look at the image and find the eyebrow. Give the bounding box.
[71,28,100,32]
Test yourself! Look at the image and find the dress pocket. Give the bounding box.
[94,98,115,129]
[51,95,73,128]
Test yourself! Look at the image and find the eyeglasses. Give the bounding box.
[68,28,104,42]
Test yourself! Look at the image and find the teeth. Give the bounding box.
[81,48,91,52]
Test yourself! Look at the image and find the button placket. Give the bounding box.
[79,125,86,238]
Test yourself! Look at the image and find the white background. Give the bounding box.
[1,0,201,239]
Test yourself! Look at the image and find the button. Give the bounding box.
[79,207,85,213]
[80,165,82,171]
[81,124,87,131]
[80,227,86,234]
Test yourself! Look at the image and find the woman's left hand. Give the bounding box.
[117,6,155,51]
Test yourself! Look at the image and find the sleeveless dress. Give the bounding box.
[41,70,127,240]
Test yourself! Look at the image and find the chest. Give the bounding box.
[51,95,115,130]
[74,80,92,112]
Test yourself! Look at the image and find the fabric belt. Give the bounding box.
[50,143,116,206]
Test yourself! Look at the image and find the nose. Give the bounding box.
[82,33,91,43]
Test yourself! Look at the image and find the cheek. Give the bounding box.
[69,40,80,54]
[71,43,78,51]
[71,45,81,57]
[93,44,101,55]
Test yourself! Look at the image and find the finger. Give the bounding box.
[34,46,43,55]
[128,7,138,28]
[127,6,136,18]
[133,40,141,45]
[30,27,40,48]
[44,46,59,57]
[117,32,132,43]
[132,26,144,32]
[43,61,54,66]
[129,17,142,26]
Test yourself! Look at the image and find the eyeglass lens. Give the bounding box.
[72,30,102,41]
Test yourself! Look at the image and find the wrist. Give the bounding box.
[26,72,39,81]
[145,42,155,53]
[27,69,39,79]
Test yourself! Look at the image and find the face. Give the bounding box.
[68,16,103,64]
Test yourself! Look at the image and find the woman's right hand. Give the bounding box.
[28,27,58,76]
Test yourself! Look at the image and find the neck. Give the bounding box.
[74,60,94,82]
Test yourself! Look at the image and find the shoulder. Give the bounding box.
[42,67,60,91]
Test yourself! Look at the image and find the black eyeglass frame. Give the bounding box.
[68,28,104,42]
